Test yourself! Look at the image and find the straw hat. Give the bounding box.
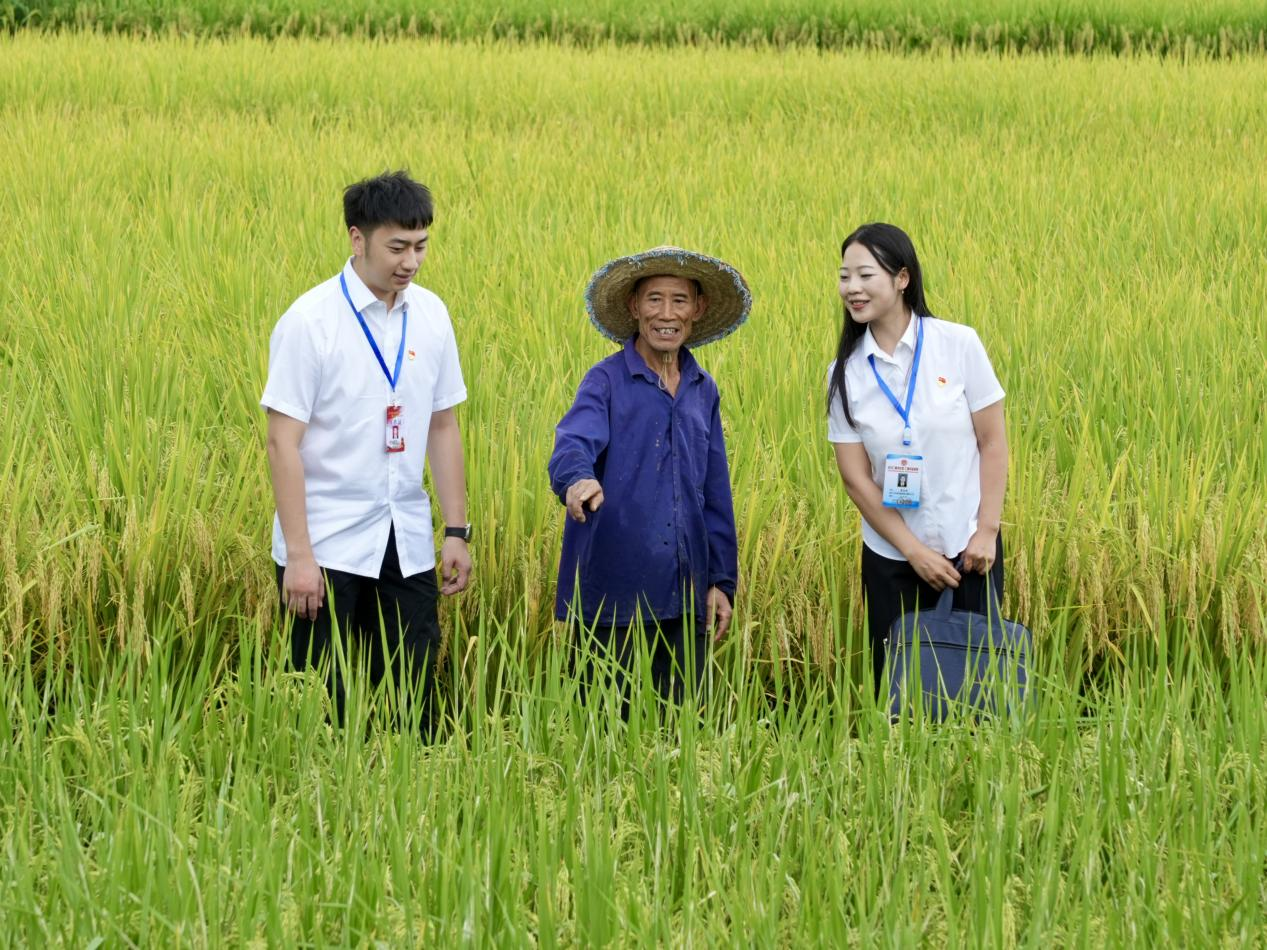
[584,246,752,347]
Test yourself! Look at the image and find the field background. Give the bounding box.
[7,0,1267,54]
[2,13,1267,948]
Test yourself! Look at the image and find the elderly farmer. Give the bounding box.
[548,246,749,705]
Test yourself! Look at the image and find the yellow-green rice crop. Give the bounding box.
[1,35,1263,676]
[2,33,1267,945]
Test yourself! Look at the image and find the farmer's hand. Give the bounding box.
[960,528,998,576]
[439,537,472,595]
[565,479,605,523]
[706,587,733,643]
[283,555,325,620]
[906,543,961,592]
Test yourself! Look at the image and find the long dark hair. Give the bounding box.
[826,222,934,428]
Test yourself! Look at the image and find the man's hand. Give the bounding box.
[706,586,733,642]
[565,478,605,523]
[282,555,325,620]
[439,537,472,595]
[960,527,998,575]
[905,543,961,592]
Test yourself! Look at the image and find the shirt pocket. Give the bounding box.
[675,406,712,488]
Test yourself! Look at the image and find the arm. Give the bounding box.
[266,409,325,619]
[427,407,472,595]
[961,401,1008,574]
[833,442,961,591]
[703,395,737,641]
[548,369,611,522]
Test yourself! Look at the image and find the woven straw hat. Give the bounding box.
[584,246,751,347]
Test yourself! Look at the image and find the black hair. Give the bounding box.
[343,170,434,234]
[826,222,934,428]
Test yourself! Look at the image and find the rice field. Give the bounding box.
[2,27,1266,946]
[7,0,1267,55]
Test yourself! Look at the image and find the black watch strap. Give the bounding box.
[444,523,472,542]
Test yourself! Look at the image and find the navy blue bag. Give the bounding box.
[885,582,1033,720]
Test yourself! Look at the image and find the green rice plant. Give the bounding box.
[4,0,1267,56]
[1,39,1264,939]
[1,36,1263,684]
[2,610,1265,943]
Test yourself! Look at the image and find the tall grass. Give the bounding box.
[4,0,1267,55]
[2,615,1265,943]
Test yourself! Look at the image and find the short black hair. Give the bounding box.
[343,170,433,235]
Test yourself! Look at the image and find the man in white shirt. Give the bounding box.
[261,170,472,729]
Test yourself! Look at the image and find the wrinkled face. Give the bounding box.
[350,224,429,301]
[627,275,709,355]
[839,242,908,325]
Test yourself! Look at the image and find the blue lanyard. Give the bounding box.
[340,273,407,392]
[867,315,924,447]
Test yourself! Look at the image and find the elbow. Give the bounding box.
[840,472,871,508]
[978,436,1008,464]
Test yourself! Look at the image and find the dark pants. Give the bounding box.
[861,534,1005,694]
[577,616,709,716]
[277,525,441,730]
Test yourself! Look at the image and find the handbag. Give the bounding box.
[885,578,1033,720]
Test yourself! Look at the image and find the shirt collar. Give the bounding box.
[341,258,400,315]
[621,336,701,385]
[861,313,918,364]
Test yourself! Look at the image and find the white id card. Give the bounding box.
[882,453,922,508]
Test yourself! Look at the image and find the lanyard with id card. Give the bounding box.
[869,316,925,508]
[341,273,409,453]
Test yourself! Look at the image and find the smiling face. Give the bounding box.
[839,241,909,326]
[627,275,709,358]
[349,223,429,302]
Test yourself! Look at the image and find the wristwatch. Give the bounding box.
[444,523,473,542]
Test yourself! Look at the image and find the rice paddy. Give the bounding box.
[1,23,1265,947]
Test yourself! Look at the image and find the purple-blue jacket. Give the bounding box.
[548,338,739,626]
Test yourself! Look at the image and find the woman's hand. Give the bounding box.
[960,528,998,575]
[905,543,961,591]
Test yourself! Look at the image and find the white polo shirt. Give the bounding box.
[827,315,1004,561]
[261,260,467,578]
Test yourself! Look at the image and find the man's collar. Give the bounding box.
[621,336,701,384]
[342,258,384,314]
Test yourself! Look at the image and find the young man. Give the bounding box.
[548,246,749,707]
[261,170,472,727]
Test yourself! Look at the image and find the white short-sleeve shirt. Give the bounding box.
[827,315,1004,561]
[261,260,467,578]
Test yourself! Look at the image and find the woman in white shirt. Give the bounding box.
[826,223,1008,691]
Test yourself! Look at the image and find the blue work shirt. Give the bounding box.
[549,338,739,627]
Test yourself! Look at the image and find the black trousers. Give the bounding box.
[277,525,441,729]
[861,534,1005,693]
[577,616,710,716]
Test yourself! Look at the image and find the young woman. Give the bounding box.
[826,223,1008,691]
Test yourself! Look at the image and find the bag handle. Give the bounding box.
[934,557,1006,627]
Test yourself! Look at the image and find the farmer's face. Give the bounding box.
[628,275,708,355]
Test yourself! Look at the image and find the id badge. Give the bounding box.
[385,404,405,453]
[882,453,922,508]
